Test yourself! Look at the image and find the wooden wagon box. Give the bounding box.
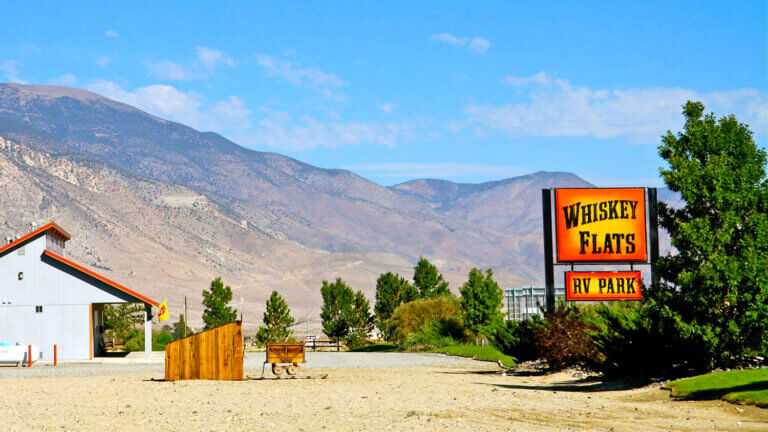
[265,342,306,376]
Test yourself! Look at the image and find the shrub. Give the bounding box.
[488,317,544,362]
[386,296,467,347]
[403,319,467,351]
[123,329,174,352]
[535,305,600,370]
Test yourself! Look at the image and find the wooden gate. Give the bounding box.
[164,321,244,381]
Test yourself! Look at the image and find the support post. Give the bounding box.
[144,303,153,359]
[542,189,556,314]
[53,345,57,366]
[27,345,32,367]
[648,187,660,287]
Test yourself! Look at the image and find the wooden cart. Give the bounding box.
[264,342,306,376]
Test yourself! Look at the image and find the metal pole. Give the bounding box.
[648,188,660,287]
[542,189,556,314]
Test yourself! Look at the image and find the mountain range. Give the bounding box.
[0,83,663,327]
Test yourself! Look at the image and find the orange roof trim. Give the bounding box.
[43,249,159,306]
[0,222,71,256]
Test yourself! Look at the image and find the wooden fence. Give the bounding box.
[164,321,244,381]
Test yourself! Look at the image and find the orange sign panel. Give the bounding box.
[555,188,647,262]
[565,271,643,301]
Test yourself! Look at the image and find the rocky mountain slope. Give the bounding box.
[0,83,639,326]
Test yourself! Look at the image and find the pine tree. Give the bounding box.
[201,277,238,329]
[171,313,192,340]
[255,290,295,343]
[374,272,417,340]
[320,278,355,342]
[413,257,450,298]
[459,268,503,336]
[347,290,375,348]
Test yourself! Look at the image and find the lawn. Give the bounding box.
[349,343,398,352]
[432,345,516,367]
[666,369,768,408]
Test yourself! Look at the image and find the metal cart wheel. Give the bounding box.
[272,364,285,376]
[286,364,299,375]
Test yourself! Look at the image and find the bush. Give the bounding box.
[386,296,467,348]
[345,332,370,350]
[403,319,467,351]
[535,305,600,370]
[488,317,544,362]
[122,329,174,352]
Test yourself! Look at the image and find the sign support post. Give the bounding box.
[648,187,660,287]
[541,189,556,314]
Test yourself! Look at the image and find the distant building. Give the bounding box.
[504,286,565,321]
[0,222,158,360]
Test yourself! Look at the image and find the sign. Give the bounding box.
[565,271,642,301]
[555,188,647,262]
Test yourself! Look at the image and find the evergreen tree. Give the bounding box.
[413,257,450,298]
[374,272,417,340]
[171,313,192,340]
[103,304,144,344]
[347,290,375,348]
[201,277,238,329]
[459,268,503,336]
[255,290,295,343]
[320,278,355,342]
[650,101,768,370]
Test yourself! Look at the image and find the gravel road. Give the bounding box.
[0,352,490,379]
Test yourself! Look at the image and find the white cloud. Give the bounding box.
[95,56,110,68]
[104,30,119,38]
[344,162,527,179]
[48,74,77,86]
[232,112,411,151]
[464,72,768,142]
[1,60,27,83]
[255,54,346,101]
[431,33,491,54]
[145,46,235,81]
[85,79,251,131]
[146,60,187,80]
[379,103,396,113]
[195,46,235,68]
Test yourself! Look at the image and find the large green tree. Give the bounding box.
[201,277,238,329]
[413,257,450,298]
[171,313,192,340]
[459,268,503,336]
[255,290,295,343]
[374,272,418,340]
[103,303,144,344]
[320,278,355,342]
[651,101,768,369]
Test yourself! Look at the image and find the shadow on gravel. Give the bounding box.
[487,378,635,393]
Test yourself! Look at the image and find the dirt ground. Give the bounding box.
[1,365,765,431]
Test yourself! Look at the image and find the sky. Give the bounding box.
[1,1,766,186]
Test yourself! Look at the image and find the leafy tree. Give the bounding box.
[650,101,768,370]
[320,278,355,343]
[171,313,192,340]
[347,290,375,349]
[202,277,238,329]
[413,257,450,298]
[374,272,418,340]
[103,303,144,344]
[459,268,503,336]
[255,290,295,344]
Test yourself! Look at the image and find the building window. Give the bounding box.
[35,305,43,313]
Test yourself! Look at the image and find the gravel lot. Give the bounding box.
[0,352,487,379]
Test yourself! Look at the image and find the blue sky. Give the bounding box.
[2,1,766,186]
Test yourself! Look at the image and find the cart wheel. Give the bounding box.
[272,364,285,376]
[286,365,299,375]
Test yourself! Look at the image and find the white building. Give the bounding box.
[0,222,158,360]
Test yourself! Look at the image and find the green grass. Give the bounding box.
[666,369,768,408]
[349,343,398,352]
[431,345,516,367]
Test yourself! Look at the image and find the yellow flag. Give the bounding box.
[158,299,170,322]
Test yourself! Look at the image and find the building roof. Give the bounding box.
[43,249,159,306]
[0,222,70,256]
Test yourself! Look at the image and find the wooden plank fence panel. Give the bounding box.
[164,321,243,381]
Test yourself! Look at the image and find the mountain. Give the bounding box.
[0,83,596,326]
